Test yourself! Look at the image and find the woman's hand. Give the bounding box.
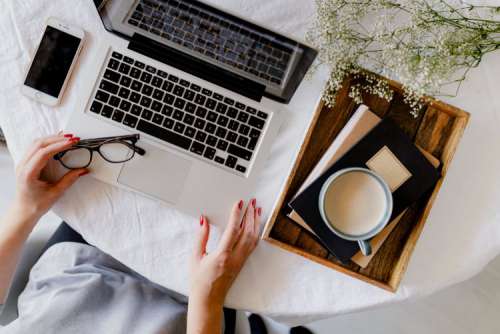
[187,199,262,334]
[12,133,88,225]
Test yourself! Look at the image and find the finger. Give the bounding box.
[26,137,80,178]
[235,199,257,253]
[217,200,244,252]
[253,207,262,247]
[52,168,88,195]
[194,215,210,261]
[21,133,73,166]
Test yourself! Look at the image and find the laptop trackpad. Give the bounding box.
[117,144,192,204]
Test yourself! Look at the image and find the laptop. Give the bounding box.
[66,0,317,223]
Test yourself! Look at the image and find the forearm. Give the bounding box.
[187,298,223,334]
[0,204,38,303]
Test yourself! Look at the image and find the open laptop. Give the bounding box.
[66,0,317,222]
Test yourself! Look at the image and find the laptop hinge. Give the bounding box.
[128,33,266,102]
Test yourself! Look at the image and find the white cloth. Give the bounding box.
[1,0,500,326]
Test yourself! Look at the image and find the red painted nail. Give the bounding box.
[258,207,262,216]
[79,170,89,177]
[70,137,81,142]
[200,216,204,226]
[238,200,243,210]
[64,134,73,138]
[252,198,256,207]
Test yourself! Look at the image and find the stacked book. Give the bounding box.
[287,105,440,266]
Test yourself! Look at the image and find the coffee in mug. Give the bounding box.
[318,168,393,256]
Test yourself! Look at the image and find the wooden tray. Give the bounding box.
[262,74,469,292]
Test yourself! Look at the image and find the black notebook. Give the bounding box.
[289,119,440,263]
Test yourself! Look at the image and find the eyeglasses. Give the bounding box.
[54,134,146,169]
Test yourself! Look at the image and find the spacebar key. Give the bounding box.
[137,120,192,150]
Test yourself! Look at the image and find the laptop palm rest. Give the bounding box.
[117,143,192,204]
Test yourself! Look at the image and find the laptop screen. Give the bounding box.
[94,0,317,103]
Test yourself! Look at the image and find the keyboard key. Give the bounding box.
[204,147,216,160]
[228,119,239,131]
[162,105,173,116]
[163,118,174,129]
[124,56,134,64]
[140,72,152,84]
[131,105,142,116]
[213,93,223,101]
[190,141,205,155]
[184,90,195,101]
[228,144,252,161]
[246,106,257,114]
[237,111,249,123]
[206,135,217,147]
[153,89,165,101]
[225,155,237,168]
[123,114,139,128]
[119,100,132,112]
[224,97,235,105]
[120,76,132,87]
[226,131,237,143]
[108,59,119,70]
[202,88,212,96]
[185,126,196,138]
[227,107,238,118]
[146,65,157,74]
[217,115,229,127]
[95,90,110,103]
[194,94,206,105]
[235,102,246,110]
[173,109,184,120]
[236,165,247,173]
[194,118,206,129]
[130,92,141,103]
[217,139,228,151]
[135,60,145,69]
[112,52,123,60]
[130,68,141,79]
[257,111,268,119]
[112,110,125,122]
[118,87,130,99]
[168,74,179,83]
[195,131,207,142]
[100,80,119,94]
[191,83,201,92]
[164,93,175,105]
[174,98,186,109]
[157,70,168,78]
[101,105,113,118]
[205,98,217,110]
[163,81,174,92]
[142,85,153,96]
[180,79,190,87]
[152,76,163,88]
[173,85,185,97]
[207,111,218,122]
[174,122,186,134]
[140,96,152,108]
[214,156,224,164]
[216,103,227,114]
[137,120,192,150]
[205,122,216,134]
[141,109,153,120]
[152,113,164,125]
[104,70,120,83]
[118,63,131,75]
[151,101,163,113]
[195,106,207,118]
[184,114,195,125]
[90,101,103,113]
[237,135,249,147]
[248,116,265,129]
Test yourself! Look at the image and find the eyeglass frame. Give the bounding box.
[53,134,146,169]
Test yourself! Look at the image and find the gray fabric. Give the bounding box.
[0,243,188,334]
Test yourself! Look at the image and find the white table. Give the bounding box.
[1,0,500,326]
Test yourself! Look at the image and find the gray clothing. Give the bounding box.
[0,243,188,334]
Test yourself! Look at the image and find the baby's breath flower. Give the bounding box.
[308,0,500,116]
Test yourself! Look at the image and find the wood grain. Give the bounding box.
[262,73,470,292]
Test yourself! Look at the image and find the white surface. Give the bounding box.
[1,0,500,326]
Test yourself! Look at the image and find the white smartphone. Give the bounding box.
[21,18,85,107]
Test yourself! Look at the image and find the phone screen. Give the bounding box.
[24,26,81,98]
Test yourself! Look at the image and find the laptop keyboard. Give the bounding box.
[127,0,294,86]
[89,51,270,175]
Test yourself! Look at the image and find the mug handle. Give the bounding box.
[358,240,372,256]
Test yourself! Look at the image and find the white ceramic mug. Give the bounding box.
[318,167,393,256]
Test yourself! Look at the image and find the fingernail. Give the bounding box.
[252,198,256,208]
[258,207,262,216]
[70,137,81,143]
[64,134,73,138]
[238,200,243,210]
[200,216,204,226]
[79,170,89,177]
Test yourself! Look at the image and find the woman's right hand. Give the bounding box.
[187,199,262,334]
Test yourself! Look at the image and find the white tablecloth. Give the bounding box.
[1,0,500,326]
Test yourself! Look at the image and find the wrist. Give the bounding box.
[7,201,40,230]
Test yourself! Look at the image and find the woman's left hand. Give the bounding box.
[12,133,88,224]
